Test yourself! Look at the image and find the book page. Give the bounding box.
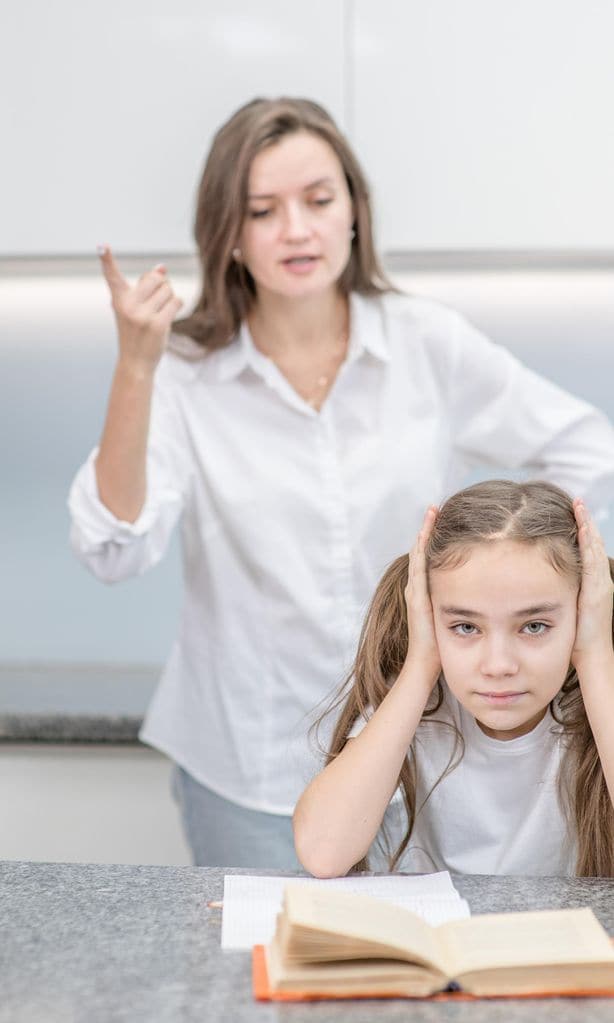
[283,884,447,970]
[265,938,444,997]
[221,871,468,949]
[441,908,614,978]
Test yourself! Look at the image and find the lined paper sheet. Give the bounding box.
[221,872,469,949]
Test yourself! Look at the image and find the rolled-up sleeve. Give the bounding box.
[447,311,614,519]
[68,361,192,582]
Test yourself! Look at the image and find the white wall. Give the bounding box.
[0,0,346,255]
[353,0,614,250]
[3,1,614,254]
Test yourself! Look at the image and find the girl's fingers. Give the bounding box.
[574,498,601,541]
[412,506,438,560]
[577,516,596,575]
[98,245,129,298]
[408,505,438,590]
[417,505,438,553]
[574,499,611,585]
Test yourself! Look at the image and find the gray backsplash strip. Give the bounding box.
[3,250,614,277]
[0,664,159,743]
[0,663,159,715]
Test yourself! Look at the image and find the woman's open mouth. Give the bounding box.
[281,255,321,274]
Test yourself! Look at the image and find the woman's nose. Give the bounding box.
[281,202,310,241]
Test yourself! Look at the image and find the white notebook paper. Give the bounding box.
[220,871,469,949]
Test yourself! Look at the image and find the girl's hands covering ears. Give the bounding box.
[98,246,184,370]
[404,505,441,680]
[571,499,614,671]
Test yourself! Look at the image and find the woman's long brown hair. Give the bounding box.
[324,479,614,875]
[173,97,393,350]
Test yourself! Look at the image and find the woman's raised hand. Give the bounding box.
[404,505,441,679]
[571,499,614,672]
[98,246,184,370]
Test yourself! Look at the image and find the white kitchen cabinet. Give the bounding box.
[0,744,191,865]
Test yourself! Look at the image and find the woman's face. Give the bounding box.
[429,540,579,741]
[238,131,354,302]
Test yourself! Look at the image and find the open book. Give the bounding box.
[254,885,614,1000]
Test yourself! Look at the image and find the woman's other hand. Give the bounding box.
[98,246,184,371]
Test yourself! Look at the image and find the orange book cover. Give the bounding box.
[252,945,614,1003]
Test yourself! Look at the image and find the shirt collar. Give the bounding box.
[347,291,390,364]
[213,325,254,382]
[212,291,390,383]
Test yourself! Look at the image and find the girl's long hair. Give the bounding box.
[173,97,393,350]
[324,479,614,876]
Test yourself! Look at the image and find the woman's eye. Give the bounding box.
[452,623,477,636]
[249,209,271,219]
[522,621,548,636]
[311,197,333,207]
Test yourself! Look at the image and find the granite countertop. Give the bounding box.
[0,664,159,743]
[2,862,614,1023]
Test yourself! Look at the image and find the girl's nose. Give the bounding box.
[479,640,519,678]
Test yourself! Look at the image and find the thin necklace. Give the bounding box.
[251,310,350,409]
[303,326,349,408]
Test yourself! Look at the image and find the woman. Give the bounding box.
[69,97,614,868]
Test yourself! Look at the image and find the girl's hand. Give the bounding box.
[98,246,184,371]
[571,499,614,671]
[404,505,441,679]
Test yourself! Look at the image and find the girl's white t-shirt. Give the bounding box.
[349,688,576,876]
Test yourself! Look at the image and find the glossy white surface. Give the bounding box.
[4,3,614,254]
[353,0,614,249]
[0,1,345,255]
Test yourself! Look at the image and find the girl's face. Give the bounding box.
[239,131,354,302]
[429,540,579,741]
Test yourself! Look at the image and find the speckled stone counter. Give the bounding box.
[2,862,614,1023]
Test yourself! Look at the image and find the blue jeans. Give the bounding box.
[171,765,303,869]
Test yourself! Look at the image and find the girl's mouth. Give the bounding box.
[477,691,527,705]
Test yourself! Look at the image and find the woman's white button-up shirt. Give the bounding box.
[68,292,614,813]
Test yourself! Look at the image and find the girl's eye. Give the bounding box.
[249,209,271,219]
[452,623,478,636]
[522,621,549,636]
[311,197,333,207]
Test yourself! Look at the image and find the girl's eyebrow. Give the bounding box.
[440,602,563,618]
[248,177,335,200]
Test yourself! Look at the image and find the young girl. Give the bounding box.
[294,480,614,878]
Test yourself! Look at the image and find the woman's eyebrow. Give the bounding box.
[440,602,563,618]
[248,177,335,200]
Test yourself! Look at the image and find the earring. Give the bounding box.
[349,228,356,240]
[232,247,242,261]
